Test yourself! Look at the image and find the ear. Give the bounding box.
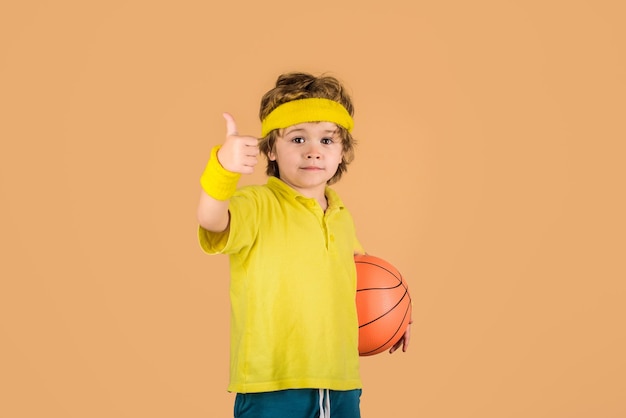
[268,146,277,161]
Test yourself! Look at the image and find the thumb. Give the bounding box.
[222,112,238,137]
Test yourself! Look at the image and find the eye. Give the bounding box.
[321,137,334,145]
[291,137,305,144]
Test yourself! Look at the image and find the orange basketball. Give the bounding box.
[355,254,412,356]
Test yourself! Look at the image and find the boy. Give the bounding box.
[197,72,410,418]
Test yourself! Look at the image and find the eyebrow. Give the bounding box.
[284,127,338,135]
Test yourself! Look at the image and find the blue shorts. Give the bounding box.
[234,388,362,418]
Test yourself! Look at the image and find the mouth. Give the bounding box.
[301,166,324,171]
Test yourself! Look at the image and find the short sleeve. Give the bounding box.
[354,235,365,255]
[198,224,230,254]
[197,186,262,256]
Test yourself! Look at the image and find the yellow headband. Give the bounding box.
[261,98,354,137]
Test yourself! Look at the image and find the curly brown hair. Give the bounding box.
[258,72,356,185]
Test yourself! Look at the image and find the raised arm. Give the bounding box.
[197,113,260,232]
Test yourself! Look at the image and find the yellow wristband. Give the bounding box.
[200,145,241,200]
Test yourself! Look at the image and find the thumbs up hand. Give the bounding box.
[217,113,260,175]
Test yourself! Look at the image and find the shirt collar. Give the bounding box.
[266,177,345,211]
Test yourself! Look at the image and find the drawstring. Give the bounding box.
[325,389,330,417]
[318,389,330,418]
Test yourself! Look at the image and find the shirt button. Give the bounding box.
[330,235,335,242]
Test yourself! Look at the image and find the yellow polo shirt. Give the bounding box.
[198,177,364,393]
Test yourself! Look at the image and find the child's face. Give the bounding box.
[269,121,344,199]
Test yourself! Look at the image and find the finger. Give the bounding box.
[389,338,402,354]
[389,325,411,354]
[242,137,261,151]
[247,145,260,158]
[222,112,238,136]
[242,155,258,167]
[240,165,254,175]
[403,326,412,352]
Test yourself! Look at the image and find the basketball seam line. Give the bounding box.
[358,289,410,328]
[360,302,411,355]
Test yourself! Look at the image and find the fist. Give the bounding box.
[217,113,260,175]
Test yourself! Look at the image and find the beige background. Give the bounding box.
[1,1,625,417]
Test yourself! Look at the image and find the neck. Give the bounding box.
[318,196,328,211]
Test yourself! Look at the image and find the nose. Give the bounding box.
[305,142,321,159]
